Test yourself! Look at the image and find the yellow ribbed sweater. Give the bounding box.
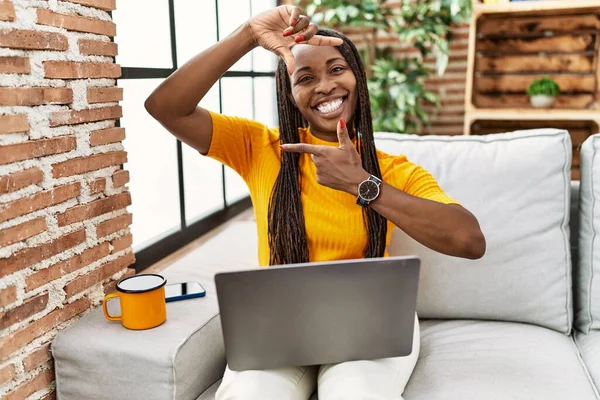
[207,112,458,266]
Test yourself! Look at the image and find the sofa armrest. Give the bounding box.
[53,296,226,400]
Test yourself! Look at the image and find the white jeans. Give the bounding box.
[215,314,420,400]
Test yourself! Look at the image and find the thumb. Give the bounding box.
[279,48,295,75]
[337,118,351,148]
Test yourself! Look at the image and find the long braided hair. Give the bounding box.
[268,29,387,266]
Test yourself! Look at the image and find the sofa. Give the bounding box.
[52,128,600,399]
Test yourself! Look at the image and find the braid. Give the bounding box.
[268,29,387,265]
[268,62,309,265]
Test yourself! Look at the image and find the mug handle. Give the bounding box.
[103,293,121,321]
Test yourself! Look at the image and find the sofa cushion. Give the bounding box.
[404,320,597,400]
[375,129,573,333]
[577,134,600,333]
[198,320,597,400]
[53,222,259,400]
[575,331,600,395]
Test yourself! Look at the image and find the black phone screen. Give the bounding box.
[165,281,205,298]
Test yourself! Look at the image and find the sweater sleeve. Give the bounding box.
[206,111,271,179]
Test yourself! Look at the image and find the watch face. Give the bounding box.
[359,180,379,201]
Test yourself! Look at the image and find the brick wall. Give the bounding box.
[0,1,133,399]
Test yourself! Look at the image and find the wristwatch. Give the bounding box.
[356,175,382,207]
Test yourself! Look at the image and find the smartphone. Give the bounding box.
[165,281,206,303]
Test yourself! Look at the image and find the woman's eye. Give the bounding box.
[298,75,312,83]
[331,66,345,73]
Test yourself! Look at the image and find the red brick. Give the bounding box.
[0,285,17,308]
[52,151,127,178]
[87,87,123,104]
[0,229,86,278]
[23,342,51,372]
[0,87,73,106]
[0,136,76,166]
[37,9,116,36]
[0,363,15,386]
[111,233,132,253]
[0,29,68,51]
[0,217,47,247]
[103,279,117,295]
[0,0,15,21]
[0,293,49,330]
[0,56,30,73]
[0,167,44,195]
[88,177,106,194]
[0,182,80,223]
[96,213,132,238]
[26,243,110,291]
[0,114,29,134]
[5,367,55,400]
[90,127,124,146]
[44,61,121,79]
[64,252,135,298]
[0,297,90,361]
[49,105,122,127]
[69,0,116,10]
[57,192,131,226]
[43,87,73,104]
[111,170,129,187]
[79,39,117,56]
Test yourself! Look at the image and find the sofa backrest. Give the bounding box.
[375,129,573,334]
[576,134,600,333]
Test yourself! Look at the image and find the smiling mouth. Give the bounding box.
[314,96,347,115]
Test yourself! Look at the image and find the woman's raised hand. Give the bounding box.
[246,5,343,74]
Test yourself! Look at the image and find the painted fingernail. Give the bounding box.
[291,18,298,26]
[295,34,305,43]
[280,144,287,151]
[283,29,292,37]
[340,118,346,129]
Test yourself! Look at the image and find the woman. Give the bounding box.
[145,5,485,399]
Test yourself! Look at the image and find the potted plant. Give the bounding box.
[527,77,560,108]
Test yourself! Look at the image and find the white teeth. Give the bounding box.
[316,98,343,114]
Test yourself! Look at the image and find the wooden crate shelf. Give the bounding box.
[473,0,600,17]
[464,0,600,180]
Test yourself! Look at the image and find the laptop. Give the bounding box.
[214,256,420,371]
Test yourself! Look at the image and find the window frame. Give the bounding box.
[116,0,277,272]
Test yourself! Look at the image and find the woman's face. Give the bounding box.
[290,44,358,135]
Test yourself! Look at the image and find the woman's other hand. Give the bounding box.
[282,118,369,195]
[246,5,343,74]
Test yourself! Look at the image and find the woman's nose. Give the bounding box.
[315,79,336,94]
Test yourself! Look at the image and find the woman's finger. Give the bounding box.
[305,35,344,47]
[287,6,301,27]
[279,48,296,75]
[293,23,317,44]
[283,15,309,36]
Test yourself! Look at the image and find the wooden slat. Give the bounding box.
[572,168,581,180]
[478,14,600,36]
[571,129,593,145]
[573,149,581,168]
[476,74,596,93]
[474,93,595,108]
[470,120,595,135]
[477,34,594,53]
[476,54,595,73]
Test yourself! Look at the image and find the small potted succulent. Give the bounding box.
[527,77,560,108]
